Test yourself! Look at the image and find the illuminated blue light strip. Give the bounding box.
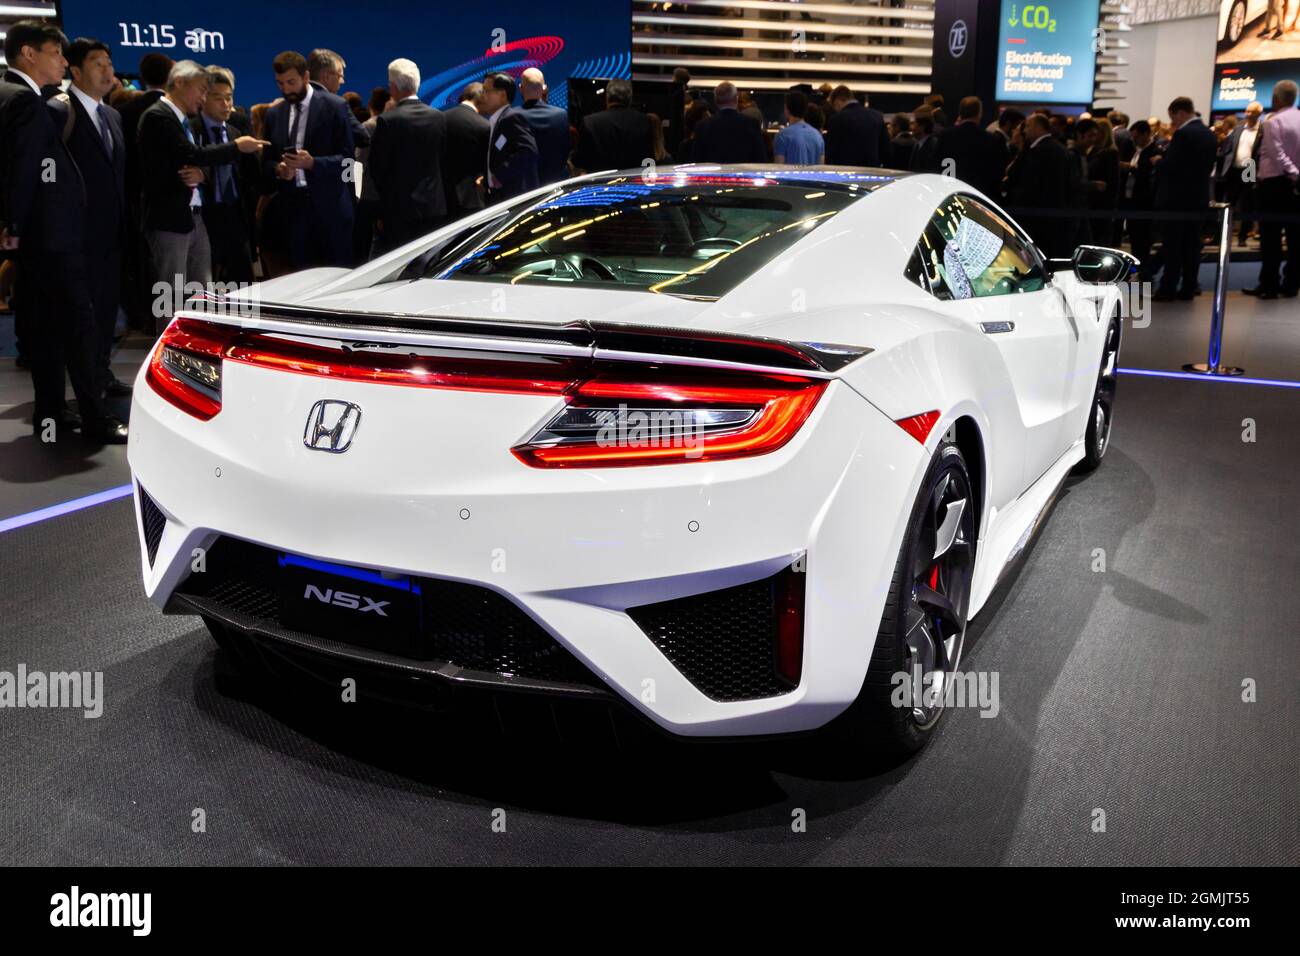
[277,552,419,593]
[0,483,134,534]
[1118,367,1300,389]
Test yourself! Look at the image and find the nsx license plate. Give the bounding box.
[276,553,421,656]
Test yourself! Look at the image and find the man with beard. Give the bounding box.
[261,50,356,269]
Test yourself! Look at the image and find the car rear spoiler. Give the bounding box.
[177,296,871,375]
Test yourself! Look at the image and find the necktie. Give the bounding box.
[287,102,302,150]
[287,103,305,187]
[96,104,113,158]
[215,124,237,203]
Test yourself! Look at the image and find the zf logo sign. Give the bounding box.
[949,19,968,58]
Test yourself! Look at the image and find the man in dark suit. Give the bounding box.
[1109,111,1135,162]
[1,21,125,442]
[937,96,1009,199]
[139,60,266,330]
[993,108,1025,162]
[191,66,256,283]
[1152,97,1217,300]
[1004,113,1076,258]
[119,53,172,187]
[481,72,539,203]
[908,108,941,173]
[572,78,654,173]
[520,68,571,184]
[117,52,172,331]
[49,38,129,397]
[444,82,489,220]
[887,113,915,170]
[1120,120,1162,280]
[688,81,767,164]
[824,85,890,167]
[262,50,356,269]
[307,48,370,149]
[367,58,447,252]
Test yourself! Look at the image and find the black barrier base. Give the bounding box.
[1182,362,1245,376]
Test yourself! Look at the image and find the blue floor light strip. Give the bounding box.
[0,483,134,534]
[1118,367,1300,389]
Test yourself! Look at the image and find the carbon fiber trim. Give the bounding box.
[181,302,870,373]
[137,485,166,567]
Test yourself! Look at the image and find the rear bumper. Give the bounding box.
[128,355,926,736]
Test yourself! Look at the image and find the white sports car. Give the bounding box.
[129,166,1133,753]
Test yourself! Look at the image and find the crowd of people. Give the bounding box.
[2,19,1298,446]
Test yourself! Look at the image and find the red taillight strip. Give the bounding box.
[223,335,581,395]
[574,371,817,405]
[145,318,834,464]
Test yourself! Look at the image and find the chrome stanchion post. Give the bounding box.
[1183,201,1244,376]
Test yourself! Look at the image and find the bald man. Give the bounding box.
[1221,101,1263,244]
[520,67,570,184]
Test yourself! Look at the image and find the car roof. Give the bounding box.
[581,164,911,194]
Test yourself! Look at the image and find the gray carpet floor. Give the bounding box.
[1,373,1297,865]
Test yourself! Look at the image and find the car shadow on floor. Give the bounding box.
[162,446,1169,853]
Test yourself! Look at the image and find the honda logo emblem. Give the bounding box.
[304,400,361,453]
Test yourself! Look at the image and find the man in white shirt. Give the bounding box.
[262,50,357,269]
[1221,101,1263,245]
[479,72,538,202]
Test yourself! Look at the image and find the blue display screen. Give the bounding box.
[995,0,1100,105]
[54,1,630,109]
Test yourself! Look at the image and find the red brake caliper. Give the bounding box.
[928,565,940,590]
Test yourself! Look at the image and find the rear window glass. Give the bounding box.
[410,176,864,299]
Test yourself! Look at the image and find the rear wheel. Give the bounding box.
[1227,1,1246,44]
[835,440,976,755]
[1077,314,1120,473]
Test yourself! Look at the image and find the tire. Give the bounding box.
[1227,1,1246,44]
[1077,313,1121,473]
[833,440,977,756]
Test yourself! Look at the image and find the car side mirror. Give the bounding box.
[1070,245,1138,285]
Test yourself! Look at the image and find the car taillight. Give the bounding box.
[223,335,581,395]
[146,319,240,420]
[512,366,828,467]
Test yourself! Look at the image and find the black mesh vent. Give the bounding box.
[176,537,603,689]
[628,571,796,702]
[425,579,597,684]
[138,485,166,567]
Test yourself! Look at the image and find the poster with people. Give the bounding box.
[1213,0,1300,111]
